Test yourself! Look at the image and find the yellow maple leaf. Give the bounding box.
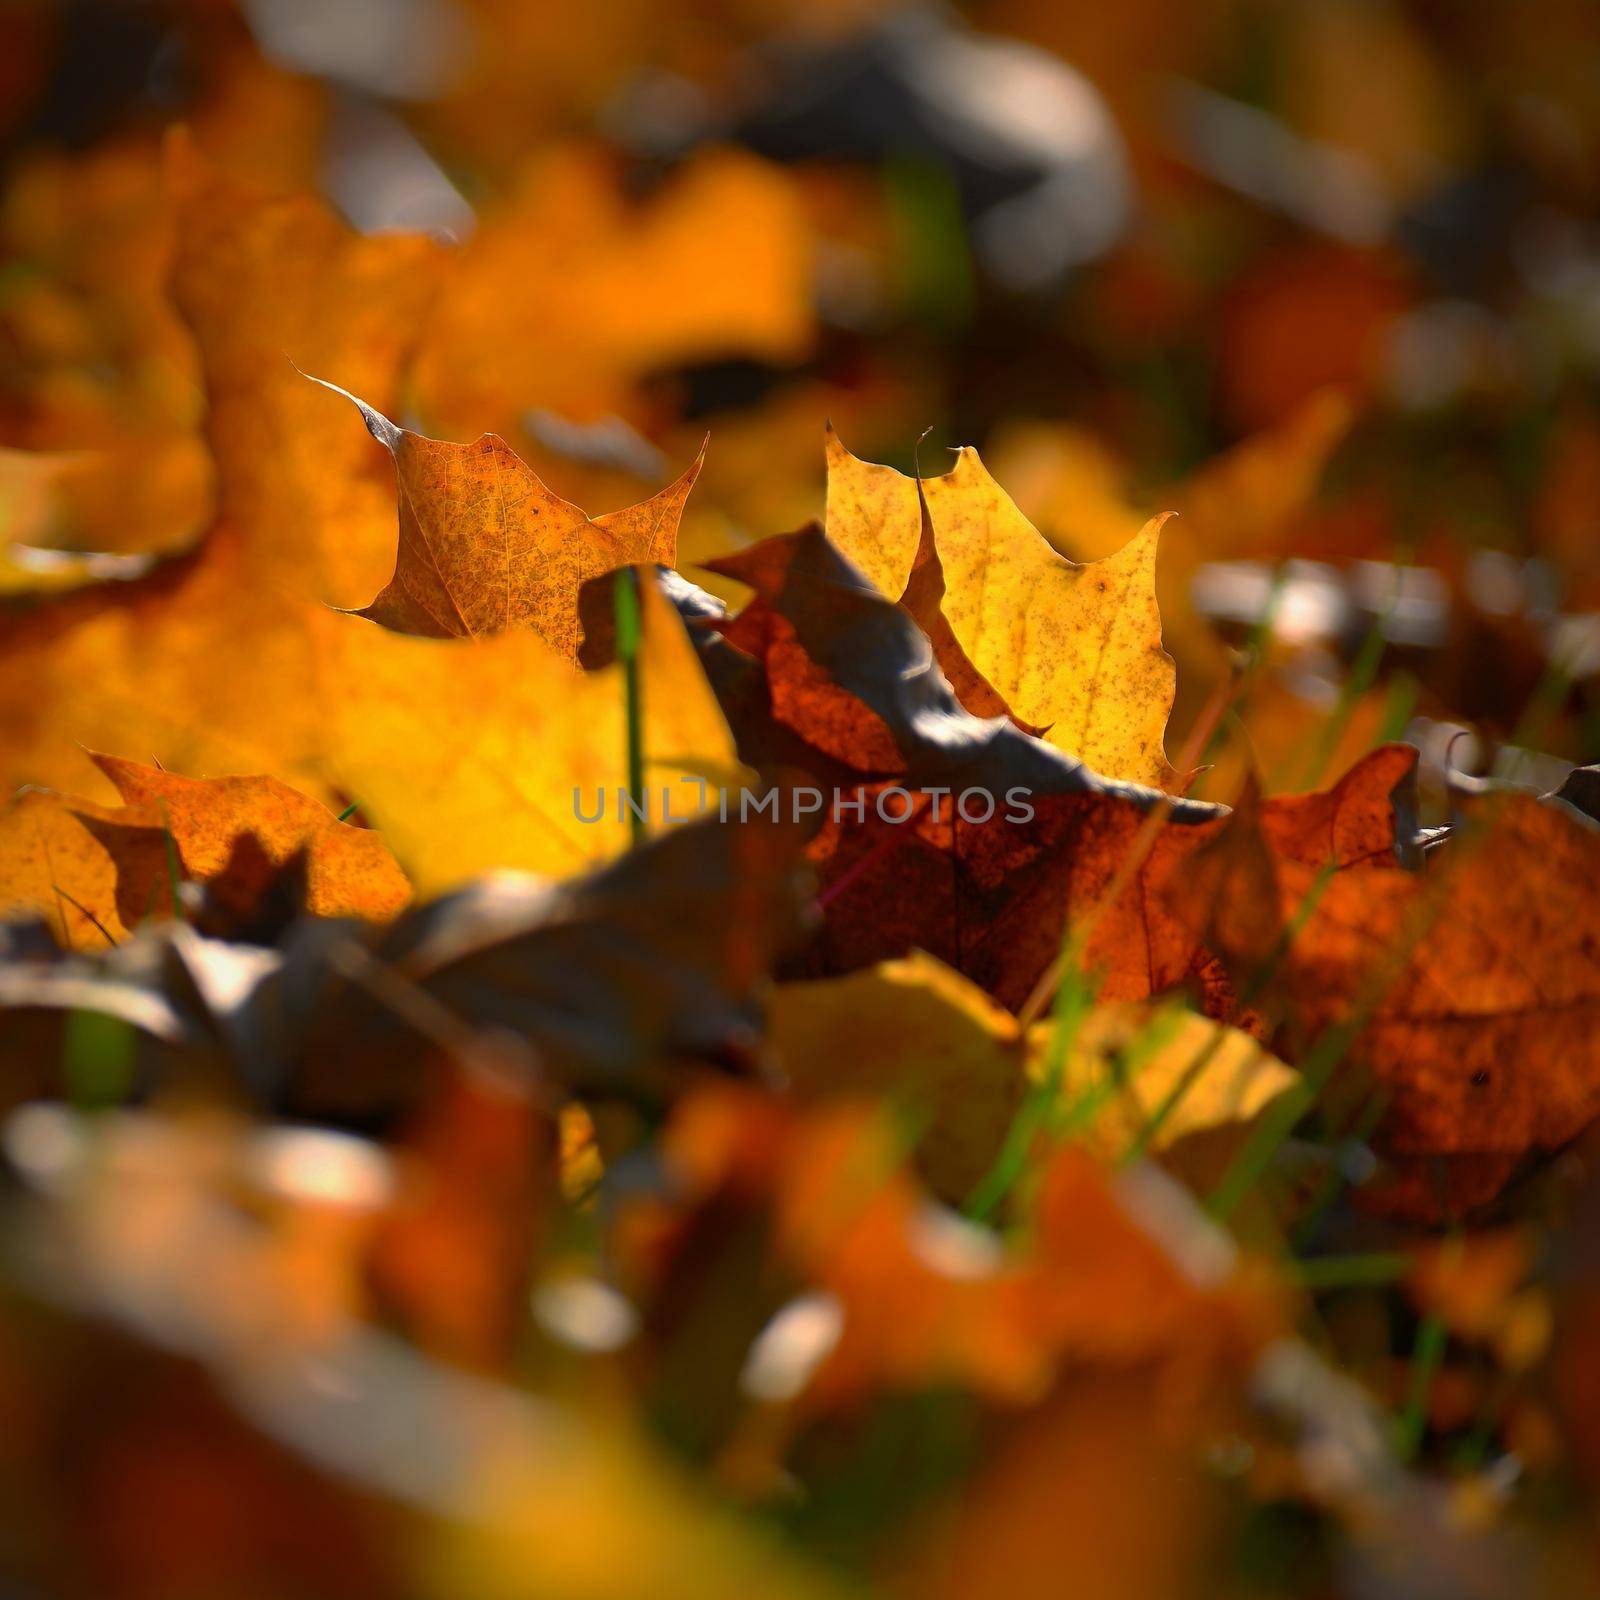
[824,431,1178,788]
[326,573,748,895]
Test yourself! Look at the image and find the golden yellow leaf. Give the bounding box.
[821,422,922,597]
[823,431,1178,788]
[325,570,749,895]
[0,52,326,567]
[926,454,1177,788]
[0,141,440,793]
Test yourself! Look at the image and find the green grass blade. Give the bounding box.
[1289,1251,1413,1292]
[1395,1312,1448,1462]
[963,960,1099,1224]
[614,567,645,846]
[62,1009,136,1110]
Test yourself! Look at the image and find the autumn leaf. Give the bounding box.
[698,525,1203,815]
[0,567,744,899]
[824,429,1178,787]
[899,477,1045,731]
[0,143,449,797]
[1180,779,1600,1217]
[15,4,1600,1591]
[0,752,410,947]
[96,754,410,922]
[926,463,1177,789]
[0,148,440,796]
[689,526,1214,1000]
[322,378,704,656]
[966,741,1418,1015]
[326,566,749,893]
[771,951,1297,1203]
[802,429,1033,729]
[822,423,921,598]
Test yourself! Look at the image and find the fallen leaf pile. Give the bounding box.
[3,5,1600,1597]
